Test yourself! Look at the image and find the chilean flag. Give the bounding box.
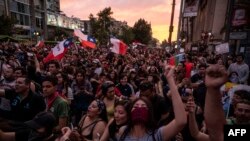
[169,53,185,66]
[43,38,73,63]
[35,39,44,48]
[74,29,96,49]
[110,38,127,55]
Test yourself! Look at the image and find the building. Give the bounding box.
[179,0,250,65]
[1,0,88,41]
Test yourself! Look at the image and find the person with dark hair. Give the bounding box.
[56,72,74,104]
[101,81,123,121]
[0,111,57,141]
[227,90,250,117]
[228,53,249,84]
[47,60,60,75]
[71,69,93,125]
[117,66,186,141]
[14,67,27,79]
[42,76,69,132]
[100,99,131,141]
[139,80,171,127]
[0,76,46,122]
[227,100,250,124]
[76,99,107,141]
[116,74,135,100]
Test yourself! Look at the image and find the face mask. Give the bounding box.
[131,107,149,124]
[230,75,239,83]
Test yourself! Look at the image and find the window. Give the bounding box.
[17,2,25,13]
[36,17,43,28]
[24,15,29,26]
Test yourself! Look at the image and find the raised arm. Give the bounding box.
[99,118,114,141]
[204,65,227,141]
[187,96,209,141]
[0,130,15,141]
[162,65,187,141]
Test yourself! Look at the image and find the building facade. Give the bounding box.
[1,0,88,41]
[179,0,250,65]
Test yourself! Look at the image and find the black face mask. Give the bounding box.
[28,130,51,141]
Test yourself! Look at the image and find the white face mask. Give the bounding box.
[230,75,239,83]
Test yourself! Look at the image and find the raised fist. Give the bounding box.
[205,64,228,88]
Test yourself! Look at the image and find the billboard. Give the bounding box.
[183,0,199,17]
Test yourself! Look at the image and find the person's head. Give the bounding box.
[177,62,185,71]
[139,81,155,100]
[232,90,250,106]
[42,76,58,97]
[229,71,239,83]
[15,76,31,93]
[113,99,131,126]
[47,60,60,74]
[102,81,115,99]
[87,99,108,122]
[3,66,15,80]
[119,74,128,85]
[236,54,244,63]
[56,72,68,85]
[198,63,207,76]
[129,97,155,129]
[234,100,250,124]
[217,58,224,65]
[14,67,27,78]
[25,112,56,139]
[75,69,86,83]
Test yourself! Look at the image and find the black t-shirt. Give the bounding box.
[116,84,133,97]
[4,89,46,122]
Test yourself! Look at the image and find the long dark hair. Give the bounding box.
[108,99,131,140]
[119,97,157,141]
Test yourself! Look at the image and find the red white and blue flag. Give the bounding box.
[110,38,127,55]
[43,38,73,63]
[35,38,44,48]
[74,29,96,49]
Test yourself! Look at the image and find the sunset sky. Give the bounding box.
[60,0,180,42]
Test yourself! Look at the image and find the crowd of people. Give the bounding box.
[0,41,249,141]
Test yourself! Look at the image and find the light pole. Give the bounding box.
[168,0,176,45]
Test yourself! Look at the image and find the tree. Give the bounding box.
[149,37,159,47]
[161,39,169,48]
[89,7,114,46]
[132,19,152,45]
[0,15,16,35]
[117,25,134,45]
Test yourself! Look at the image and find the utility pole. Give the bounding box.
[168,0,176,44]
[177,0,184,42]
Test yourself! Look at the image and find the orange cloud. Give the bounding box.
[61,0,180,42]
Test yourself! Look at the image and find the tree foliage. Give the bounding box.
[132,18,152,45]
[89,7,114,45]
[161,39,169,48]
[117,25,134,45]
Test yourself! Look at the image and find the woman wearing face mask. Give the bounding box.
[118,66,187,141]
[100,99,131,141]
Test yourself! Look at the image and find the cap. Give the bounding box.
[93,59,100,64]
[25,112,56,130]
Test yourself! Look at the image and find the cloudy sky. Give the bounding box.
[61,0,180,42]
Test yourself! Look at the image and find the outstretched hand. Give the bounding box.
[205,64,228,89]
[164,64,175,79]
